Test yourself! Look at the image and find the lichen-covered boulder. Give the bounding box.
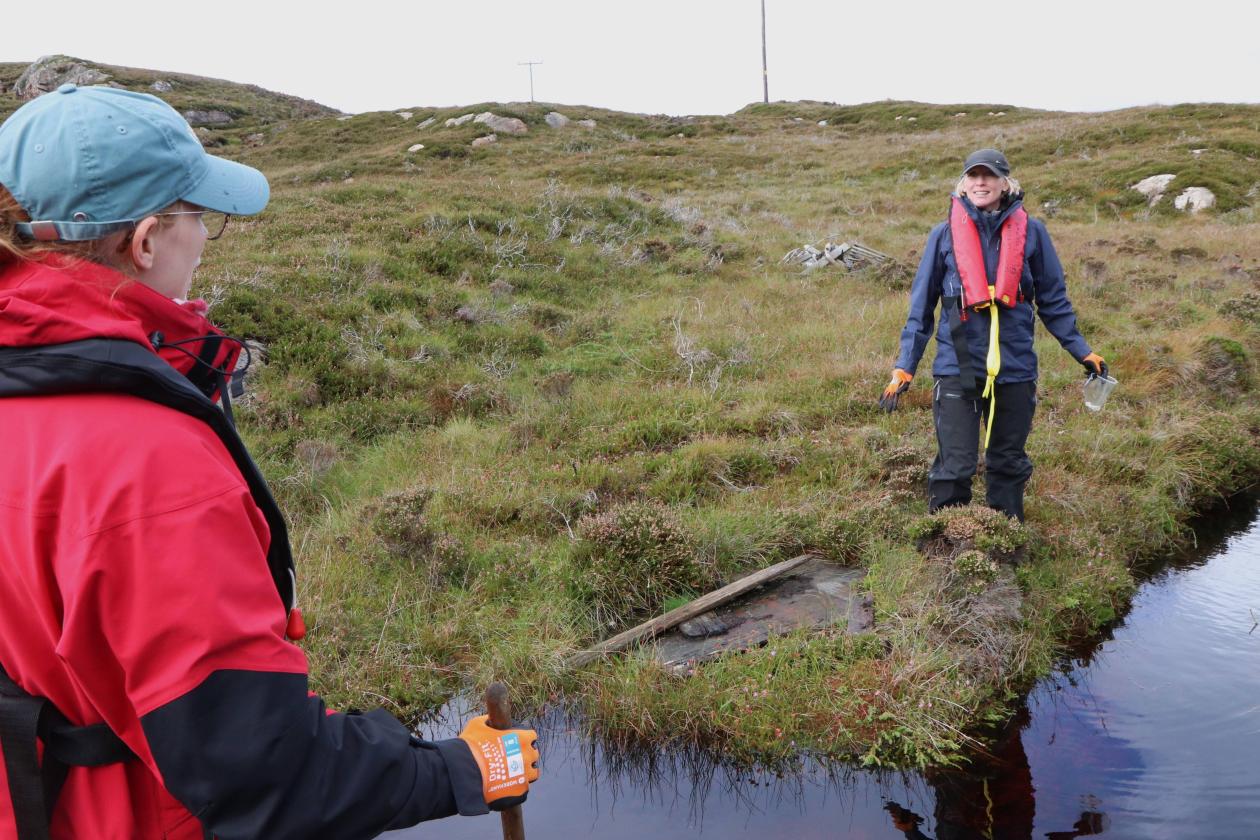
[183,109,233,126]
[473,112,528,135]
[1174,187,1216,213]
[1131,174,1176,206]
[13,56,110,99]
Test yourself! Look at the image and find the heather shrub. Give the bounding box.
[570,501,710,629]
[371,487,469,586]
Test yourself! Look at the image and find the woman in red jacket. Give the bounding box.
[0,84,537,839]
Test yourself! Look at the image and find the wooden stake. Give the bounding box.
[485,682,526,840]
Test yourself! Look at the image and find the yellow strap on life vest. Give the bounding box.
[980,285,1001,449]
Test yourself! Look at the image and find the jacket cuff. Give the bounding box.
[433,737,488,816]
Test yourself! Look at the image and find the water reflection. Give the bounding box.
[388,501,1259,840]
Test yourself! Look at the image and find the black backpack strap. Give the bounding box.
[944,295,982,399]
[0,339,295,612]
[0,668,55,840]
[0,662,138,840]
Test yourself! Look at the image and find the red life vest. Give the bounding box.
[949,195,1027,311]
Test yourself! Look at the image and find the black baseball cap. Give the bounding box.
[962,148,1010,177]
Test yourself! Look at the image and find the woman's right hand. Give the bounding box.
[458,714,540,811]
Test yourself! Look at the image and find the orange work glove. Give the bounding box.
[458,714,540,811]
[1081,352,1107,377]
[878,369,914,413]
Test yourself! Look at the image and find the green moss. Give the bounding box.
[1201,336,1253,392]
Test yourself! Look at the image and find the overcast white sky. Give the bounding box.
[9,1,1259,116]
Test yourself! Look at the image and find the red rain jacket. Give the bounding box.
[0,257,484,839]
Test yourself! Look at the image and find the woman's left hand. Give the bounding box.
[1081,352,1107,376]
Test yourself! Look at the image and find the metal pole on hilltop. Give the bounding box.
[761,0,769,103]
[518,61,542,103]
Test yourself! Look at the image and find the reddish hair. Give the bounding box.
[0,185,102,269]
[0,185,183,272]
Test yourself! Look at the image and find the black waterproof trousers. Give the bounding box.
[928,376,1037,521]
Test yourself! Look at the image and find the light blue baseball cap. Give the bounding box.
[0,83,268,242]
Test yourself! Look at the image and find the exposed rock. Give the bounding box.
[576,119,597,129]
[1174,187,1216,213]
[14,56,111,99]
[473,112,528,135]
[337,115,354,121]
[817,120,828,126]
[397,111,413,120]
[544,111,570,128]
[471,134,498,148]
[407,143,425,152]
[183,109,233,126]
[1131,174,1176,206]
[194,127,217,148]
[150,80,173,93]
[445,113,476,127]
[954,112,967,117]
[417,117,436,129]
[245,133,266,146]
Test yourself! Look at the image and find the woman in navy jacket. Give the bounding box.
[879,149,1107,521]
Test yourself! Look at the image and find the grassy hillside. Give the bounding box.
[0,56,336,127]
[7,63,1258,767]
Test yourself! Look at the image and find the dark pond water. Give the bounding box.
[389,503,1260,840]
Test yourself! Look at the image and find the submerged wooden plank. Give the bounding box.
[650,558,873,673]
[566,554,814,669]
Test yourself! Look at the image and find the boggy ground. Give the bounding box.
[14,66,1253,767]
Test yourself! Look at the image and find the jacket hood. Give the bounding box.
[0,255,240,391]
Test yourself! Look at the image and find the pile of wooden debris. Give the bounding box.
[782,240,893,272]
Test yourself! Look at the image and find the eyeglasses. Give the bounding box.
[152,209,231,240]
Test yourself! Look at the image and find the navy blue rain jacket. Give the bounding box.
[894,194,1092,383]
